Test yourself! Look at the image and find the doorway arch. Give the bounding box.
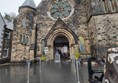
[54,35,70,60]
[45,28,78,60]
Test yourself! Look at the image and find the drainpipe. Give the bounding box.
[34,24,38,59]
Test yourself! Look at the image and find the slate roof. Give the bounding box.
[21,0,36,9]
[0,13,5,26]
[4,19,13,30]
[0,13,13,30]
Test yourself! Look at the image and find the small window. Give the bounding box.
[2,48,9,58]
[20,34,23,44]
[22,17,26,28]
[30,44,34,50]
[5,32,10,39]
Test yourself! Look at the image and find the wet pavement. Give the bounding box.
[0,61,89,83]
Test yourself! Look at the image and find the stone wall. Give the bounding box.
[88,13,118,57]
[11,8,36,62]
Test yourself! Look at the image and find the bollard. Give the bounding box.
[37,57,42,73]
[27,60,30,83]
[38,57,42,83]
[76,60,80,83]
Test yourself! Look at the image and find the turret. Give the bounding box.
[18,0,36,15]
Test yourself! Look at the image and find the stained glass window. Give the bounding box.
[79,36,86,53]
[50,0,72,19]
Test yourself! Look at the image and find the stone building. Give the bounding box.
[0,13,13,63]
[11,0,118,62]
[0,13,5,59]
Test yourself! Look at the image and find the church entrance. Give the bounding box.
[53,35,70,60]
[45,25,78,60]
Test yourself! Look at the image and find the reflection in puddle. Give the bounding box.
[0,62,77,83]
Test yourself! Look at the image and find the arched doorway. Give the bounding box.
[53,35,70,60]
[45,28,78,60]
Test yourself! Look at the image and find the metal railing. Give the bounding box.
[75,59,80,83]
[26,57,42,83]
[26,56,81,83]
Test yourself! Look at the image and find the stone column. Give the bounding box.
[70,45,75,59]
[49,46,53,60]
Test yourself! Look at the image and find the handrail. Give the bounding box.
[75,59,81,83]
[26,57,41,83]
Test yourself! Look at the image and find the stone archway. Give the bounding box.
[46,29,77,60]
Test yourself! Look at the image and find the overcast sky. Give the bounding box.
[0,0,42,16]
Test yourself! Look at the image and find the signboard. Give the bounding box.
[44,47,48,52]
[54,52,60,63]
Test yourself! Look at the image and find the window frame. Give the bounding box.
[5,32,10,39]
[2,48,9,58]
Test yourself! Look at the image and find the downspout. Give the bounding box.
[34,24,38,59]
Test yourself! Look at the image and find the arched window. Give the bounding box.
[79,36,86,53]
[25,36,28,45]
[104,0,115,12]
[20,34,23,44]
[21,17,26,28]
[114,0,118,10]
[100,0,107,12]
[23,35,25,44]
[108,0,113,12]
[103,0,108,12]
[111,0,118,11]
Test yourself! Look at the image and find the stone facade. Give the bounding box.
[35,0,90,59]
[11,7,36,61]
[11,0,118,61]
[88,13,118,57]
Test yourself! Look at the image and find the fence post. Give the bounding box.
[76,60,80,83]
[27,60,30,83]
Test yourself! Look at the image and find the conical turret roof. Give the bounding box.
[21,0,36,9]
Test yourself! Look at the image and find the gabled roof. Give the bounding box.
[0,13,13,30]
[21,0,36,9]
[44,18,78,45]
[4,19,13,30]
